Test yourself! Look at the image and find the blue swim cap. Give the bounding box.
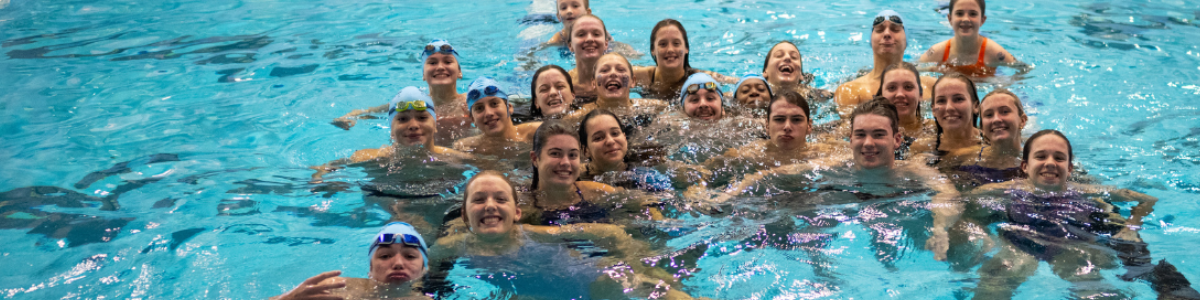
[677,73,725,105]
[465,76,509,110]
[734,74,774,99]
[368,222,429,269]
[419,39,459,62]
[388,86,436,120]
[874,10,904,28]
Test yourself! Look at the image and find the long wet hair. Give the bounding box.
[530,65,576,118]
[564,14,612,47]
[649,19,693,71]
[874,61,924,124]
[949,0,986,16]
[979,88,1027,145]
[577,109,630,165]
[762,41,812,85]
[930,72,980,152]
[460,170,520,226]
[1020,129,1073,178]
[530,121,579,190]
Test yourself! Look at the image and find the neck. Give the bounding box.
[953,34,982,53]
[940,126,980,150]
[471,226,524,254]
[429,84,464,117]
[899,115,922,134]
[364,279,416,297]
[588,159,625,174]
[770,78,796,92]
[597,94,632,108]
[485,124,519,141]
[656,64,686,84]
[766,139,807,158]
[534,183,581,207]
[870,53,903,79]
[576,59,597,85]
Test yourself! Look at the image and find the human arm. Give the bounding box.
[910,163,963,261]
[270,271,347,300]
[833,82,861,119]
[697,69,738,84]
[332,104,390,130]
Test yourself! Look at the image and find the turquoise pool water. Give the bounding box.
[2,0,1199,298]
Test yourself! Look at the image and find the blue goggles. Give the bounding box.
[424,44,456,56]
[467,85,501,103]
[374,233,423,249]
[873,15,903,26]
[685,82,720,95]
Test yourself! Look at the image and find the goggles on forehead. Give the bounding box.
[685,82,720,95]
[394,100,428,113]
[423,44,456,57]
[873,15,903,27]
[373,233,423,249]
[467,86,501,102]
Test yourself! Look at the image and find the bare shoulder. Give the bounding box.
[920,40,950,62]
[516,122,542,140]
[452,136,479,151]
[434,146,472,160]
[548,31,565,44]
[577,181,618,193]
[350,146,390,163]
[986,40,1016,63]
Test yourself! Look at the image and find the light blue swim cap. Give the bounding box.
[419,39,459,62]
[466,76,509,110]
[874,10,904,27]
[677,73,725,105]
[734,74,774,99]
[388,86,436,120]
[368,222,429,269]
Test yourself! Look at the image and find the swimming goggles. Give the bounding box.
[467,85,501,101]
[423,44,456,56]
[374,233,423,249]
[873,15,903,26]
[685,82,720,95]
[394,100,428,113]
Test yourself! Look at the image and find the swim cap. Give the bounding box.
[368,222,429,269]
[466,76,510,110]
[677,73,725,105]
[388,86,437,120]
[735,74,774,99]
[873,10,904,27]
[420,39,459,62]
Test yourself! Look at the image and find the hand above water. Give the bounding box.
[273,270,347,300]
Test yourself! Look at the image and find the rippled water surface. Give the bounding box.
[2,0,1199,299]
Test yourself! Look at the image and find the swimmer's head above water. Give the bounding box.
[979,89,1027,146]
[874,62,923,123]
[388,86,438,148]
[530,121,581,190]
[931,72,981,149]
[871,10,907,59]
[531,65,576,118]
[650,18,692,71]
[465,77,515,136]
[367,222,429,284]
[567,14,611,62]
[948,0,987,38]
[1021,130,1074,191]
[679,73,725,121]
[849,98,903,170]
[735,74,774,109]
[462,170,523,236]
[594,53,634,101]
[763,41,809,88]
[578,109,629,168]
[765,90,813,151]
[420,39,462,86]
[555,0,590,30]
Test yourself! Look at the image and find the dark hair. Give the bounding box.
[979,88,1026,144]
[949,0,986,16]
[577,109,628,162]
[649,19,693,71]
[530,121,579,190]
[565,14,611,46]
[849,96,900,135]
[874,62,924,123]
[530,65,576,118]
[762,41,810,85]
[1020,129,1073,177]
[930,72,980,151]
[461,170,520,226]
[766,90,812,124]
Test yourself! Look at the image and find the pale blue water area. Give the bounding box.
[2,0,1199,299]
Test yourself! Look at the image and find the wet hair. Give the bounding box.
[930,72,981,152]
[530,65,576,118]
[597,52,634,78]
[565,14,611,46]
[1021,129,1074,176]
[762,41,810,85]
[461,170,521,226]
[530,121,579,190]
[556,0,589,8]
[874,61,924,123]
[949,0,986,16]
[577,109,629,163]
[849,96,900,135]
[649,19,693,71]
[979,88,1027,144]
[766,90,813,124]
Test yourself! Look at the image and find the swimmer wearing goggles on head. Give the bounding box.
[451,77,542,157]
[919,0,1030,78]
[678,73,726,121]
[272,222,431,300]
[835,10,937,119]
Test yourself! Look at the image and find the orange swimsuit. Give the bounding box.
[941,37,995,77]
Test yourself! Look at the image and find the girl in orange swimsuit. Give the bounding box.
[919,0,1021,77]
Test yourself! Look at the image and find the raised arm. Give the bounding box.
[332,104,390,130]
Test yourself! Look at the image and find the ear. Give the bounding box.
[506,102,514,117]
[892,131,903,151]
[585,8,592,14]
[1019,115,1028,129]
[530,150,538,164]
[981,15,988,25]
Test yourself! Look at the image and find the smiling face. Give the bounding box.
[570,17,608,60]
[949,0,986,38]
[932,79,976,131]
[594,54,632,100]
[652,25,688,70]
[851,114,902,170]
[423,53,462,86]
[390,110,437,147]
[1022,135,1073,190]
[469,96,513,136]
[683,88,724,120]
[368,244,425,284]
[735,78,771,108]
[535,70,575,117]
[533,135,581,189]
[980,94,1026,143]
[584,115,627,165]
[870,20,907,58]
[763,43,802,86]
[464,175,522,235]
[880,69,920,118]
[556,0,589,29]
[766,100,812,150]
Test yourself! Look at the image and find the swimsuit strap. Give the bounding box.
[573,182,585,202]
[976,37,989,66]
[941,40,953,63]
[978,145,987,160]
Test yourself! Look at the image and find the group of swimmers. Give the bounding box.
[279,0,1200,299]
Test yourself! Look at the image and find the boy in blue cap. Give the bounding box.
[273,222,430,300]
[678,73,726,121]
[451,77,540,156]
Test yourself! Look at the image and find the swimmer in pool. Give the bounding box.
[451,77,540,156]
[966,130,1177,299]
[729,74,774,115]
[525,120,624,225]
[678,73,726,121]
[937,89,1027,184]
[875,62,937,159]
[428,171,697,299]
[565,14,611,100]
[311,87,469,182]
[703,90,842,172]
[272,222,430,300]
[576,109,682,192]
[918,0,1029,78]
[332,39,473,145]
[547,0,590,44]
[835,10,937,119]
[762,41,832,104]
[529,65,578,119]
[632,19,735,101]
[910,73,983,156]
[563,52,669,123]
